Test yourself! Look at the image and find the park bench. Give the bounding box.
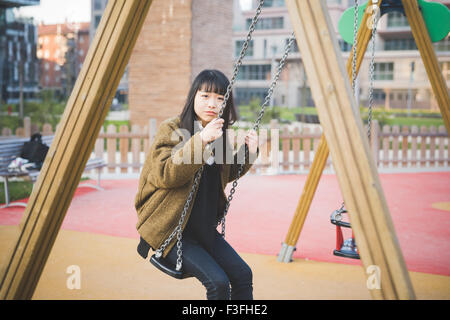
[0,135,106,209]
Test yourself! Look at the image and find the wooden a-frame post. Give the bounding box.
[285,0,416,299]
[0,0,153,300]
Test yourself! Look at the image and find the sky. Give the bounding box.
[16,0,252,24]
[16,0,91,24]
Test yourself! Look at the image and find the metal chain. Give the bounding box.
[351,0,359,96]
[219,0,265,118]
[341,0,358,213]
[220,31,296,237]
[368,3,379,142]
[155,0,265,272]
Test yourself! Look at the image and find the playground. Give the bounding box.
[0,0,449,301]
[0,171,449,299]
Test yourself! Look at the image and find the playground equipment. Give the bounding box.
[1,0,448,300]
[278,0,449,300]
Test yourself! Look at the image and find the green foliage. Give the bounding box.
[0,90,66,133]
[0,180,33,204]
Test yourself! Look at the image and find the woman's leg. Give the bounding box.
[209,232,253,300]
[165,238,231,300]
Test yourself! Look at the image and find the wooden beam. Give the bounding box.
[402,0,450,134]
[280,0,379,259]
[286,0,415,299]
[0,0,153,300]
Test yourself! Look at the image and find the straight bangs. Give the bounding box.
[198,73,228,96]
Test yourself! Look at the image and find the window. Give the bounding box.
[384,38,417,51]
[439,61,450,81]
[372,89,386,101]
[373,62,394,80]
[434,37,450,52]
[236,64,271,80]
[246,17,284,30]
[338,39,352,52]
[95,15,102,28]
[235,88,269,106]
[94,0,103,10]
[235,40,253,57]
[262,0,285,7]
[387,12,409,28]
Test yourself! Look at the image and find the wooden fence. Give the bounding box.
[1,117,448,174]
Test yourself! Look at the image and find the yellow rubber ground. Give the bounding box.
[0,226,448,300]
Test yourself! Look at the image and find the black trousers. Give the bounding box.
[166,231,253,300]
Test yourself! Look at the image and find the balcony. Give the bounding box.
[0,0,39,8]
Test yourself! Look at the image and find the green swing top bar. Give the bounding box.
[338,0,450,45]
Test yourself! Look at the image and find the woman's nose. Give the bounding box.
[208,99,218,108]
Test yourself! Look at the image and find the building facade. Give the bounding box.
[91,0,128,107]
[37,22,90,98]
[0,0,40,104]
[233,0,450,111]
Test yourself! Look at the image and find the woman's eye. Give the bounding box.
[218,97,224,101]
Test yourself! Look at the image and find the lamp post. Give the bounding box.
[407,61,415,116]
[270,44,277,108]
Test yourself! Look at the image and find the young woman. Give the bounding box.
[135,69,259,300]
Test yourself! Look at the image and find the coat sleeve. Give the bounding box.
[226,144,259,183]
[147,121,213,189]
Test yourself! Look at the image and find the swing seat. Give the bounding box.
[150,254,193,280]
[334,238,360,260]
[137,236,192,279]
[330,208,360,260]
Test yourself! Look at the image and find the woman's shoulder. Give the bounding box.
[160,115,181,129]
[153,115,183,143]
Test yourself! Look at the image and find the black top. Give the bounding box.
[183,161,221,253]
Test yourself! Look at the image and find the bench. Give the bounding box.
[0,135,106,209]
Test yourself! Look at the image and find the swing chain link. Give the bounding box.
[368,2,379,142]
[351,0,358,96]
[219,31,295,237]
[219,0,264,119]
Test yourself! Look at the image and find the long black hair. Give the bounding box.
[179,69,238,168]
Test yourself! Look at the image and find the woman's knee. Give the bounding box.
[205,276,230,300]
[231,263,253,285]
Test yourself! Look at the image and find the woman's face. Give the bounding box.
[193,89,224,127]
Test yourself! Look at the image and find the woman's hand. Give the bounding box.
[245,129,258,154]
[199,118,224,145]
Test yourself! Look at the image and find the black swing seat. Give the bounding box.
[150,254,192,280]
[137,236,192,279]
[333,238,360,260]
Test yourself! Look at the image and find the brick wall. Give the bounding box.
[129,0,233,128]
[191,0,233,82]
[129,0,192,128]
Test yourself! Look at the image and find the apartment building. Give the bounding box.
[37,22,90,98]
[233,0,450,110]
[0,0,40,104]
[91,0,128,106]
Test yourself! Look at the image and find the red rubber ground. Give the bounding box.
[1,172,449,276]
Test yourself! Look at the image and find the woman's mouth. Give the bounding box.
[205,111,217,116]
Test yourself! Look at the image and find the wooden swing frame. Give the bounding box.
[0,0,447,300]
[280,0,449,300]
